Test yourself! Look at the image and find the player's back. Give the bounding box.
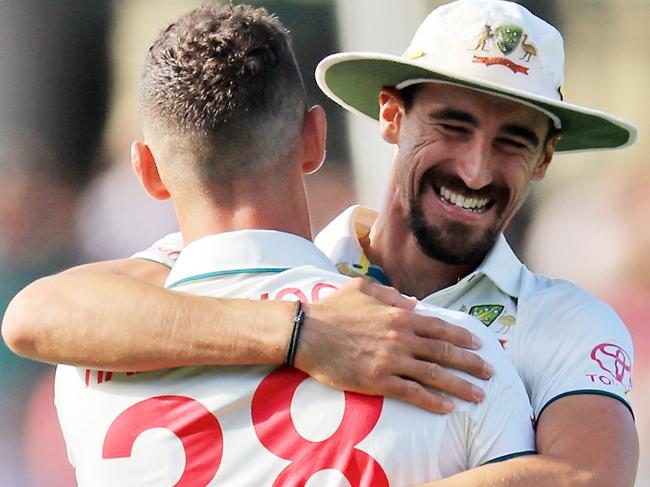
[55,230,534,486]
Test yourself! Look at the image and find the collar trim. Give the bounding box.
[472,234,525,298]
[168,268,289,289]
[167,230,337,288]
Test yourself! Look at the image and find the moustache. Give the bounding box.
[417,167,510,206]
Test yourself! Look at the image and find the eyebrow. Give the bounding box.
[429,108,541,148]
[428,108,479,127]
[500,124,541,148]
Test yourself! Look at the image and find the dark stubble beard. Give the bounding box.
[408,171,506,267]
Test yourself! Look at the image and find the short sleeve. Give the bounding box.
[414,304,535,469]
[466,330,536,467]
[130,232,183,268]
[515,282,634,420]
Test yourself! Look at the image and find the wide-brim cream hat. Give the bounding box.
[316,0,637,153]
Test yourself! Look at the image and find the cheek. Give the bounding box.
[505,176,533,215]
[397,147,424,189]
[391,154,418,205]
[505,158,537,190]
[410,140,445,183]
[499,161,536,210]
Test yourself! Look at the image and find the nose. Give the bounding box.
[455,136,493,190]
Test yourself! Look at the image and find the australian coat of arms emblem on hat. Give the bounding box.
[316,0,637,153]
[471,23,536,75]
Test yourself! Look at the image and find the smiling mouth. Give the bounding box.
[437,185,492,213]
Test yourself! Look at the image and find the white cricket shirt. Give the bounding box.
[314,206,634,421]
[57,230,534,486]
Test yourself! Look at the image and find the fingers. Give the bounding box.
[401,357,486,404]
[380,375,455,414]
[412,335,493,380]
[393,293,418,311]
[347,278,417,311]
[411,315,480,351]
[301,279,496,411]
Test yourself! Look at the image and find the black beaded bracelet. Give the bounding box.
[285,300,305,367]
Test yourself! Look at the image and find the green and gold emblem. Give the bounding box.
[469,304,504,326]
[494,25,523,55]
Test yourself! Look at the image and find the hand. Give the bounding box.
[296,278,493,413]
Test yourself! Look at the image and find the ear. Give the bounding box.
[300,105,327,175]
[532,133,560,180]
[131,141,170,200]
[379,88,405,144]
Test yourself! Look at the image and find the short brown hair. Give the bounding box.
[139,4,307,180]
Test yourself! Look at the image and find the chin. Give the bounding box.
[410,214,499,267]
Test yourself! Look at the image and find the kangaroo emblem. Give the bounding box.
[471,25,493,51]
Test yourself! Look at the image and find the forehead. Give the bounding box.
[410,83,551,130]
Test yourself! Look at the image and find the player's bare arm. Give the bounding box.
[2,259,492,413]
[532,395,638,487]
[419,395,638,487]
[2,259,295,370]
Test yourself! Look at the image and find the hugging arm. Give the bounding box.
[2,258,294,370]
[2,258,491,413]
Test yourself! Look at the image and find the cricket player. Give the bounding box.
[52,4,534,485]
[3,1,638,485]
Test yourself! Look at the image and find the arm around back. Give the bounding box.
[1,258,294,370]
[2,255,491,413]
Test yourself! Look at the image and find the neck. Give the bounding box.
[365,198,475,300]
[172,168,312,245]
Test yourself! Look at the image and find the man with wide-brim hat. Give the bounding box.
[318,0,635,153]
[3,0,639,485]
[314,0,638,484]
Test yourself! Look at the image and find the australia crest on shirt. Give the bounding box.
[454,282,517,348]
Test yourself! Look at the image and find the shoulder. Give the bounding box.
[518,272,629,341]
[420,305,537,466]
[512,272,633,414]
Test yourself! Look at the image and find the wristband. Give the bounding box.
[285,300,305,367]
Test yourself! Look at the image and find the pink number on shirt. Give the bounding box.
[102,395,223,487]
[252,367,389,486]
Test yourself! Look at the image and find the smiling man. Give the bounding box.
[311,2,638,482]
[3,1,639,485]
[362,83,557,298]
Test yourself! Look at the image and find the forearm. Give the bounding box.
[2,264,490,413]
[419,455,592,487]
[2,270,293,370]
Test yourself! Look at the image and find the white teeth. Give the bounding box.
[439,186,490,212]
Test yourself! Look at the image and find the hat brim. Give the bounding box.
[316,53,637,153]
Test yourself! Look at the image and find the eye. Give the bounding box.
[439,123,469,134]
[496,137,528,150]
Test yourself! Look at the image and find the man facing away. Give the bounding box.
[3,1,639,485]
[51,4,534,485]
